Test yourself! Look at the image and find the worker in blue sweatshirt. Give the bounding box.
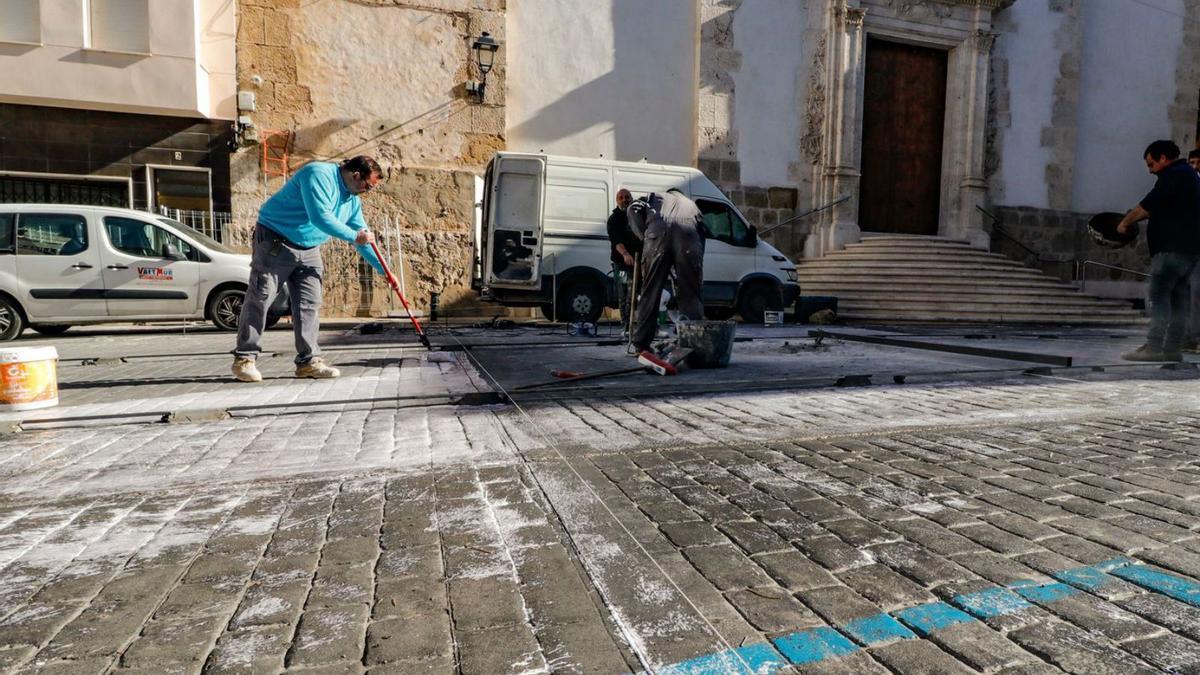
[232,155,389,382]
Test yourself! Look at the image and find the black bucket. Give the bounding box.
[676,320,736,368]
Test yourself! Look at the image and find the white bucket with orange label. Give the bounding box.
[0,346,59,411]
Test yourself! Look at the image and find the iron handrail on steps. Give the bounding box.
[975,205,1064,264]
[1074,260,1149,294]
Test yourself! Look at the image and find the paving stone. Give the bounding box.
[822,517,901,547]
[457,623,547,675]
[870,638,976,674]
[205,624,292,674]
[716,520,791,555]
[120,614,226,670]
[795,535,872,572]
[797,585,884,626]
[951,551,1047,586]
[153,581,241,621]
[682,545,774,591]
[658,520,726,548]
[885,518,989,557]
[512,545,602,627]
[532,619,630,673]
[924,620,1038,672]
[448,577,527,631]
[792,650,892,674]
[1025,592,1161,643]
[1121,633,1200,673]
[364,613,452,665]
[1138,545,1200,579]
[289,604,370,667]
[0,645,36,671]
[870,541,977,588]
[309,564,374,608]
[0,602,79,647]
[724,587,821,632]
[1052,517,1161,553]
[753,551,838,591]
[18,657,112,674]
[321,536,381,567]
[837,564,935,610]
[230,581,308,628]
[1117,592,1200,641]
[954,523,1044,556]
[1008,620,1149,674]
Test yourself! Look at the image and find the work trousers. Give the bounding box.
[1146,251,1199,353]
[632,219,704,350]
[234,224,324,365]
[1188,264,1200,346]
[613,262,634,327]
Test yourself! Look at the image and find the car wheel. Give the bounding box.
[703,306,735,321]
[556,280,605,324]
[31,324,71,336]
[209,288,245,331]
[736,282,782,324]
[0,297,25,342]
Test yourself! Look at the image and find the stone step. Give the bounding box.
[795,277,1081,291]
[837,298,1143,316]
[837,309,1143,325]
[796,262,1052,277]
[835,248,1016,262]
[805,289,1132,308]
[857,234,974,245]
[845,240,979,251]
[801,253,1039,268]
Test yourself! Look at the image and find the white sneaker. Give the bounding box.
[232,357,262,383]
[295,357,340,379]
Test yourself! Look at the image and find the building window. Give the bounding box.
[0,0,41,44]
[87,0,149,54]
[0,175,131,207]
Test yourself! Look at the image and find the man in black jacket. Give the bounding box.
[1117,140,1200,361]
[606,189,639,327]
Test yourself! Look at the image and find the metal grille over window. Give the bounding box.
[0,177,129,207]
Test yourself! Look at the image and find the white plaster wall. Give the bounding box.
[1072,0,1184,212]
[506,0,697,166]
[991,0,1060,208]
[0,0,233,119]
[731,0,809,186]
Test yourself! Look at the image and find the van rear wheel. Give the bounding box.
[0,297,25,342]
[556,281,605,324]
[736,282,782,324]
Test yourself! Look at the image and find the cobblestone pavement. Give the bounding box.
[1,325,1200,673]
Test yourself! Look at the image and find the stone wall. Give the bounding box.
[232,0,504,317]
[989,206,1149,292]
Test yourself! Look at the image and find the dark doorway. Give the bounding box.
[859,38,948,235]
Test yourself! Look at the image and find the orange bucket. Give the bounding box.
[0,347,59,411]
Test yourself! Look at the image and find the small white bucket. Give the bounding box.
[0,346,59,411]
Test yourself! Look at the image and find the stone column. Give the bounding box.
[950,28,996,249]
[810,3,866,257]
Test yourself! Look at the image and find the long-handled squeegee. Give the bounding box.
[369,241,433,351]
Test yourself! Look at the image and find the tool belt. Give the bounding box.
[257,223,316,254]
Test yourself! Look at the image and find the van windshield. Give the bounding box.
[156,217,236,254]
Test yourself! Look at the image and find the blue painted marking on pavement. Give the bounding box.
[844,613,916,646]
[954,587,1033,618]
[1011,581,1077,604]
[893,602,974,636]
[651,558,1199,674]
[772,627,858,665]
[657,642,788,675]
[1111,564,1200,608]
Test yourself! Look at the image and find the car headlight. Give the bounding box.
[784,268,797,282]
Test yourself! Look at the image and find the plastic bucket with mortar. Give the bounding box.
[676,320,736,369]
[0,346,59,411]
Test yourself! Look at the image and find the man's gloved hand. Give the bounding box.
[355,229,375,245]
[623,252,635,267]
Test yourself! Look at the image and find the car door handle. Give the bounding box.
[71,263,94,269]
[106,264,128,270]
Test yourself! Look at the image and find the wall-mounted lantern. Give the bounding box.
[466,32,500,103]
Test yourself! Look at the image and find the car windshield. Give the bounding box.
[156,217,236,254]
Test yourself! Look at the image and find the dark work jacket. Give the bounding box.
[606,207,641,268]
[1140,159,1200,256]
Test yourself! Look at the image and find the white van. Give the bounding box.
[0,204,287,340]
[472,152,799,323]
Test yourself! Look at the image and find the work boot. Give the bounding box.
[1182,340,1200,354]
[1163,348,1184,362]
[296,358,340,379]
[232,357,262,383]
[1121,344,1167,362]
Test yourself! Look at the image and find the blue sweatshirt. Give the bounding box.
[257,162,385,274]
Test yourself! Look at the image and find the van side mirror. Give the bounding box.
[162,243,185,260]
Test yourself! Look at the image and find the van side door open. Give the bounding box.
[484,155,545,289]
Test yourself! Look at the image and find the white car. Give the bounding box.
[0,204,287,340]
